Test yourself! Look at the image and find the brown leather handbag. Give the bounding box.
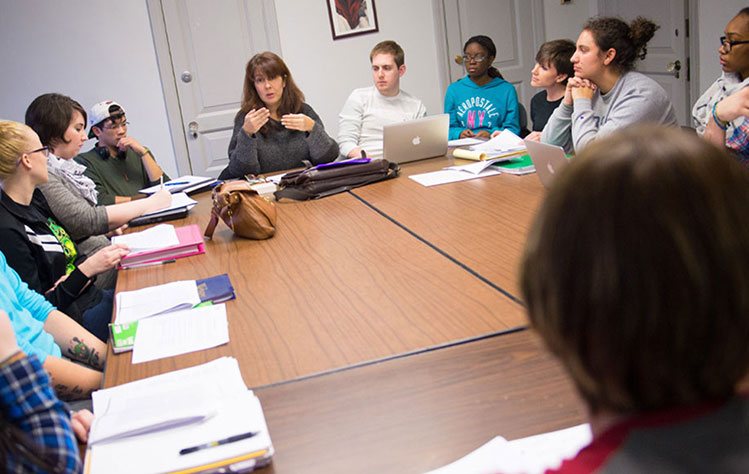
[204,180,277,240]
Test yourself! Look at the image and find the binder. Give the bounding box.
[119,224,204,268]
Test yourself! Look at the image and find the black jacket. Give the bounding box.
[0,189,101,323]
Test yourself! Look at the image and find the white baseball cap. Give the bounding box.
[88,100,125,138]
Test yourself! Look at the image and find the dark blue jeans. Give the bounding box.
[82,289,114,342]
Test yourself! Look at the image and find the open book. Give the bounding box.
[85,357,274,474]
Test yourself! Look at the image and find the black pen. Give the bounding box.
[179,431,259,455]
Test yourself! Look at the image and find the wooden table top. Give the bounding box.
[352,156,546,300]
[256,328,585,474]
[105,186,529,388]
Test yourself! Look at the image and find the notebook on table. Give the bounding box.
[523,139,571,188]
[113,224,205,269]
[383,114,449,164]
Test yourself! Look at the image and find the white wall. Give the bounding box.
[697,1,745,94]
[273,0,445,139]
[0,0,178,176]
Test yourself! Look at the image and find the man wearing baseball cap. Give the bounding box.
[76,100,169,205]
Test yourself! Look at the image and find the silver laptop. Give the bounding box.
[524,139,570,188]
[383,114,449,164]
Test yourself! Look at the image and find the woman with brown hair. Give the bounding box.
[541,17,678,152]
[521,126,749,472]
[218,52,338,179]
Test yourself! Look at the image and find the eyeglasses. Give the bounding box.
[719,36,749,52]
[462,54,488,63]
[17,146,50,165]
[103,121,130,131]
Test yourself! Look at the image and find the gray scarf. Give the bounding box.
[46,153,99,205]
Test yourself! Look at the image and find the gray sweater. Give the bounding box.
[218,103,338,179]
[541,71,678,153]
[38,173,115,289]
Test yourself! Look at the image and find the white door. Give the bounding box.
[441,0,540,131]
[600,0,690,125]
[156,0,281,177]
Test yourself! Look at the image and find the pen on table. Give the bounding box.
[179,431,259,455]
[124,259,176,269]
[165,181,189,186]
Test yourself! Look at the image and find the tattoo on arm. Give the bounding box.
[67,337,103,369]
[54,383,91,401]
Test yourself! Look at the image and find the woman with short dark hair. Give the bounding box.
[521,126,749,472]
[218,52,338,179]
[541,17,678,152]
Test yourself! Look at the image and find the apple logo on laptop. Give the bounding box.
[412,136,421,146]
[547,163,556,174]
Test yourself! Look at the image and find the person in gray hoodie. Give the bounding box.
[541,17,678,153]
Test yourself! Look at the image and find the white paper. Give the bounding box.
[423,424,592,474]
[470,130,526,155]
[408,168,502,187]
[448,137,484,147]
[139,175,214,194]
[115,280,201,324]
[112,223,179,254]
[138,192,197,217]
[88,391,273,474]
[131,304,230,364]
[446,158,513,175]
[91,357,248,415]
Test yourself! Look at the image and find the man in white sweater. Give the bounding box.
[337,40,426,159]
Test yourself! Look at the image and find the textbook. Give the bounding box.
[116,224,205,268]
[85,357,275,474]
[491,154,536,175]
[139,175,217,195]
[109,321,138,353]
[115,274,235,325]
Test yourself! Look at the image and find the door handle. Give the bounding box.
[667,60,681,78]
[188,121,199,139]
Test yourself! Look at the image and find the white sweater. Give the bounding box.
[337,86,426,159]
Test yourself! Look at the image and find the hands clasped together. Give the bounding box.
[564,77,598,105]
[242,108,315,136]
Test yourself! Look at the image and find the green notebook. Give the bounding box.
[109,322,139,354]
[491,154,535,175]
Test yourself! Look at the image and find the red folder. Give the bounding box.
[118,224,205,268]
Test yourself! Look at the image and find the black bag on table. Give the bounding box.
[274,158,400,201]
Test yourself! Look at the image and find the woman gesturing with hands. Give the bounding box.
[219,52,338,179]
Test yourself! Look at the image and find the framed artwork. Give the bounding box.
[326,0,379,40]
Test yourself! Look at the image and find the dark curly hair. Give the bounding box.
[583,16,659,72]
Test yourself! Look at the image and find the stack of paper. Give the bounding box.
[466,130,526,159]
[422,424,592,474]
[86,357,275,474]
[139,175,218,195]
[113,224,205,268]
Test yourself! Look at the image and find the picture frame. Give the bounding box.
[326,0,379,40]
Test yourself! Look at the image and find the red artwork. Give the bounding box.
[335,0,363,29]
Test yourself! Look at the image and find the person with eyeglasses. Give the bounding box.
[541,17,678,153]
[693,8,749,166]
[0,120,128,344]
[25,93,172,290]
[75,100,170,205]
[444,35,520,140]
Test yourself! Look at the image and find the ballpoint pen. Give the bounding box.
[179,431,259,455]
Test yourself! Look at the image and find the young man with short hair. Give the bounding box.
[337,40,427,159]
[526,39,575,141]
[76,100,169,204]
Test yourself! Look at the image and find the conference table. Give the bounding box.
[103,154,586,472]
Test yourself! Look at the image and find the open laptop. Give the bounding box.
[383,114,449,164]
[523,139,571,188]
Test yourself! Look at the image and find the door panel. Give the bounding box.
[600,0,689,124]
[161,0,279,176]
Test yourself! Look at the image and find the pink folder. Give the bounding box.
[119,224,205,268]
